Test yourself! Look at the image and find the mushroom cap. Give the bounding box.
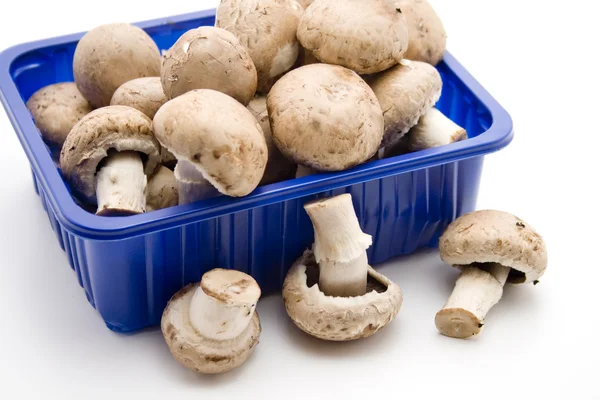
[439,210,548,284]
[297,0,409,74]
[73,23,161,108]
[153,90,268,197]
[282,250,403,341]
[146,166,178,212]
[110,77,168,119]
[267,64,384,171]
[216,0,303,94]
[161,283,261,375]
[369,60,442,147]
[247,96,297,185]
[399,0,447,65]
[161,27,257,106]
[59,106,161,204]
[26,82,93,149]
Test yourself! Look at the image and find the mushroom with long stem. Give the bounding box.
[282,194,403,341]
[162,269,262,374]
[435,210,548,339]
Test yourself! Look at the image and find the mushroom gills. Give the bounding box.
[174,160,219,205]
[96,150,147,216]
[304,194,373,297]
[435,263,510,339]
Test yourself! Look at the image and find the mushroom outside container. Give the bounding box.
[0,9,514,333]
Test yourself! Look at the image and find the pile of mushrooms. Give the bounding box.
[22,0,549,375]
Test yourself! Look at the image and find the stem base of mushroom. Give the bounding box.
[319,252,369,297]
[435,265,508,339]
[174,160,219,205]
[96,150,147,216]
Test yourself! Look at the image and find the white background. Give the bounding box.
[0,1,598,399]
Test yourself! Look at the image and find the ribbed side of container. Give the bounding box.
[32,156,484,332]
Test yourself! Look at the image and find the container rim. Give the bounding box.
[0,9,514,241]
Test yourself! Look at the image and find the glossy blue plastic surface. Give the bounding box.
[0,9,513,332]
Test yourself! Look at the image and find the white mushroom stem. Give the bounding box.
[296,165,316,178]
[435,263,511,339]
[96,151,147,216]
[404,107,467,152]
[188,269,261,341]
[304,194,372,297]
[174,160,219,205]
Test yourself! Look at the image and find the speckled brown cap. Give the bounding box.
[110,77,167,119]
[297,0,409,74]
[59,106,161,204]
[161,282,261,375]
[73,23,161,108]
[369,60,442,148]
[26,82,93,150]
[153,89,268,197]
[439,210,548,284]
[267,64,384,171]
[216,0,303,94]
[161,26,257,105]
[282,250,403,341]
[398,0,447,65]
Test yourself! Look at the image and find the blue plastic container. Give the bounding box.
[0,9,513,332]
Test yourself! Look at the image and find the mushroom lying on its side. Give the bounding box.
[161,27,257,106]
[297,0,409,74]
[268,64,384,172]
[368,60,443,151]
[26,82,93,160]
[60,106,161,216]
[162,269,262,374]
[153,90,268,204]
[436,210,548,339]
[146,166,178,212]
[247,96,297,185]
[73,23,162,108]
[387,108,467,156]
[398,0,447,65]
[216,0,303,94]
[283,194,403,341]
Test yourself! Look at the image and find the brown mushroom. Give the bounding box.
[216,0,303,93]
[161,27,257,106]
[162,269,262,374]
[59,106,161,216]
[398,0,447,65]
[436,210,548,339]
[146,166,178,212]
[73,23,161,108]
[297,0,409,74]
[267,64,384,171]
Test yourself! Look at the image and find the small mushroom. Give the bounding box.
[153,89,268,203]
[282,194,403,341]
[110,77,168,119]
[161,27,257,106]
[162,269,262,374]
[247,96,297,185]
[267,64,384,171]
[436,210,548,339]
[73,23,161,108]
[391,107,467,155]
[368,60,442,150]
[146,166,178,212]
[60,106,161,216]
[216,0,303,93]
[26,82,93,160]
[297,0,409,74]
[398,0,447,65]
